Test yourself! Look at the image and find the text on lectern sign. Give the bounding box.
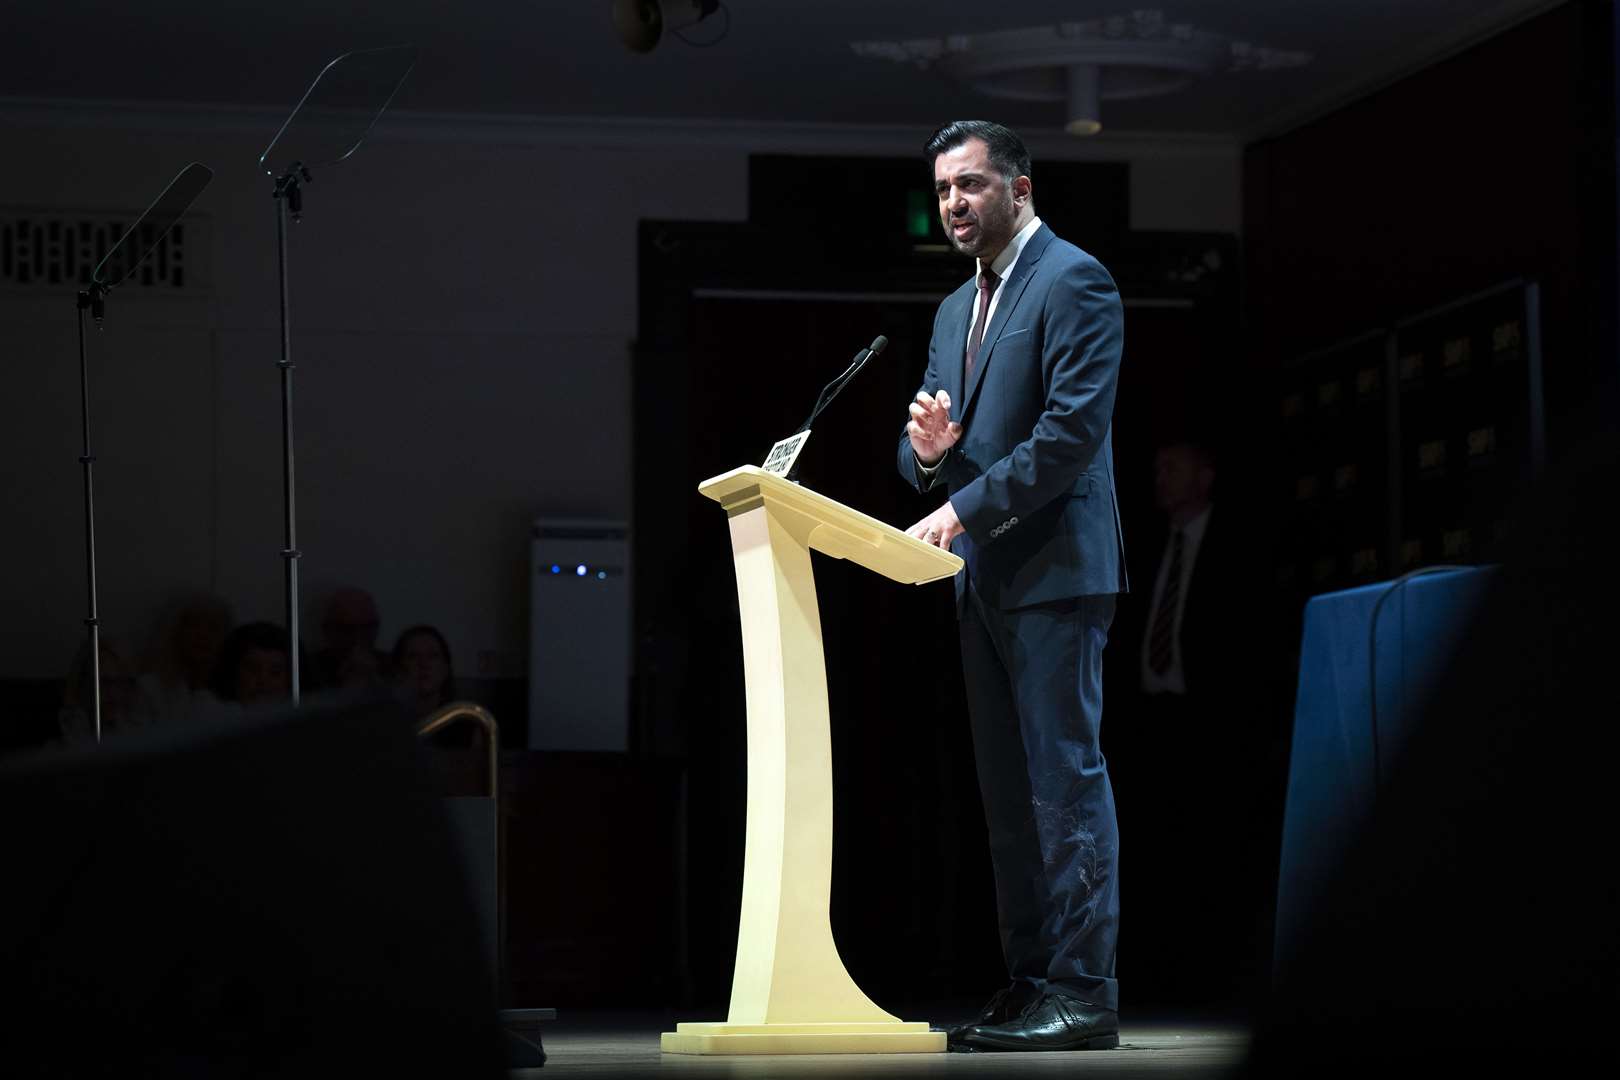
[761,430,811,478]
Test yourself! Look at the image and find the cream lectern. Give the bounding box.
[661,466,962,1056]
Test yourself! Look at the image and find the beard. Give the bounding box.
[946,189,1018,257]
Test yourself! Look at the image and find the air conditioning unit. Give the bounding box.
[528,518,630,752]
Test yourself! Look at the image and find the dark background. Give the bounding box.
[2,0,1616,1025]
[612,0,1617,1016]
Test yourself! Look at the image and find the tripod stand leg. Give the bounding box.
[76,294,103,741]
[274,181,303,705]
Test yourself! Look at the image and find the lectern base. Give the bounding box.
[660,1021,945,1055]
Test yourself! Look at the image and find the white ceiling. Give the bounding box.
[0,1,1568,139]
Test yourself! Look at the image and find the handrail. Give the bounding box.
[416,701,499,800]
[415,700,504,993]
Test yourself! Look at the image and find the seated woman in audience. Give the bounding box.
[209,622,294,708]
[393,625,488,795]
[391,625,456,719]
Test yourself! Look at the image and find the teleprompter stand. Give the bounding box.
[258,44,416,703]
[72,163,213,740]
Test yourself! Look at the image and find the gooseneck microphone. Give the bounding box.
[783,335,889,482]
[796,335,889,435]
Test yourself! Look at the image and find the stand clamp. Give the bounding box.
[273,165,313,221]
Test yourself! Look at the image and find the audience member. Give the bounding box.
[392,625,456,719]
[136,592,233,724]
[313,586,385,692]
[1138,441,1229,704]
[209,622,294,708]
[334,642,385,691]
[392,624,487,778]
[58,636,152,742]
[1112,437,1275,1007]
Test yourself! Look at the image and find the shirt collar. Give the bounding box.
[1179,504,1213,548]
[977,215,1042,283]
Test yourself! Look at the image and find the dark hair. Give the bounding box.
[209,622,292,702]
[65,636,135,714]
[924,120,1032,183]
[1157,438,1217,471]
[391,624,456,703]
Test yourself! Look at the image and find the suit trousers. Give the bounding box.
[959,584,1120,1011]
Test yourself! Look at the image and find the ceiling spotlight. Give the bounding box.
[1065,64,1102,136]
[612,0,723,54]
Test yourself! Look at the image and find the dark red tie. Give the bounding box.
[965,267,999,382]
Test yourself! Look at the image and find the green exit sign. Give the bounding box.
[905,190,933,238]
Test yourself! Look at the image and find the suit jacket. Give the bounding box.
[897,223,1129,609]
[1129,508,1238,702]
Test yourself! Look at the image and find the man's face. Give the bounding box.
[322,588,379,652]
[176,609,229,673]
[238,646,291,705]
[933,138,1028,260]
[1154,445,1214,514]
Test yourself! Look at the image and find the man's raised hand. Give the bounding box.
[907,390,963,466]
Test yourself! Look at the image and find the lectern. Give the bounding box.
[661,466,962,1056]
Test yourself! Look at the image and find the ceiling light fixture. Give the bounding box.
[612,0,728,54]
[854,10,1310,135]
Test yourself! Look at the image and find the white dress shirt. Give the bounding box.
[1140,504,1212,696]
[917,215,1043,487]
[967,214,1043,347]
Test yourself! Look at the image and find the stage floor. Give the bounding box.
[517,1008,1249,1078]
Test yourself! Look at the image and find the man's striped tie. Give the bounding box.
[1148,528,1185,675]
[965,267,999,381]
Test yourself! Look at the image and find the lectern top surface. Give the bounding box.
[698,466,962,586]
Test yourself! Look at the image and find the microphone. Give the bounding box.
[796,335,889,435]
[780,335,889,482]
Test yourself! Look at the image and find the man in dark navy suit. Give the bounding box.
[897,120,1128,1052]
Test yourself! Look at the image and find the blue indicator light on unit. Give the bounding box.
[597,570,607,580]
[576,564,588,577]
[550,564,561,575]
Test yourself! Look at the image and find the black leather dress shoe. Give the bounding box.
[960,992,1120,1051]
[945,982,1040,1044]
